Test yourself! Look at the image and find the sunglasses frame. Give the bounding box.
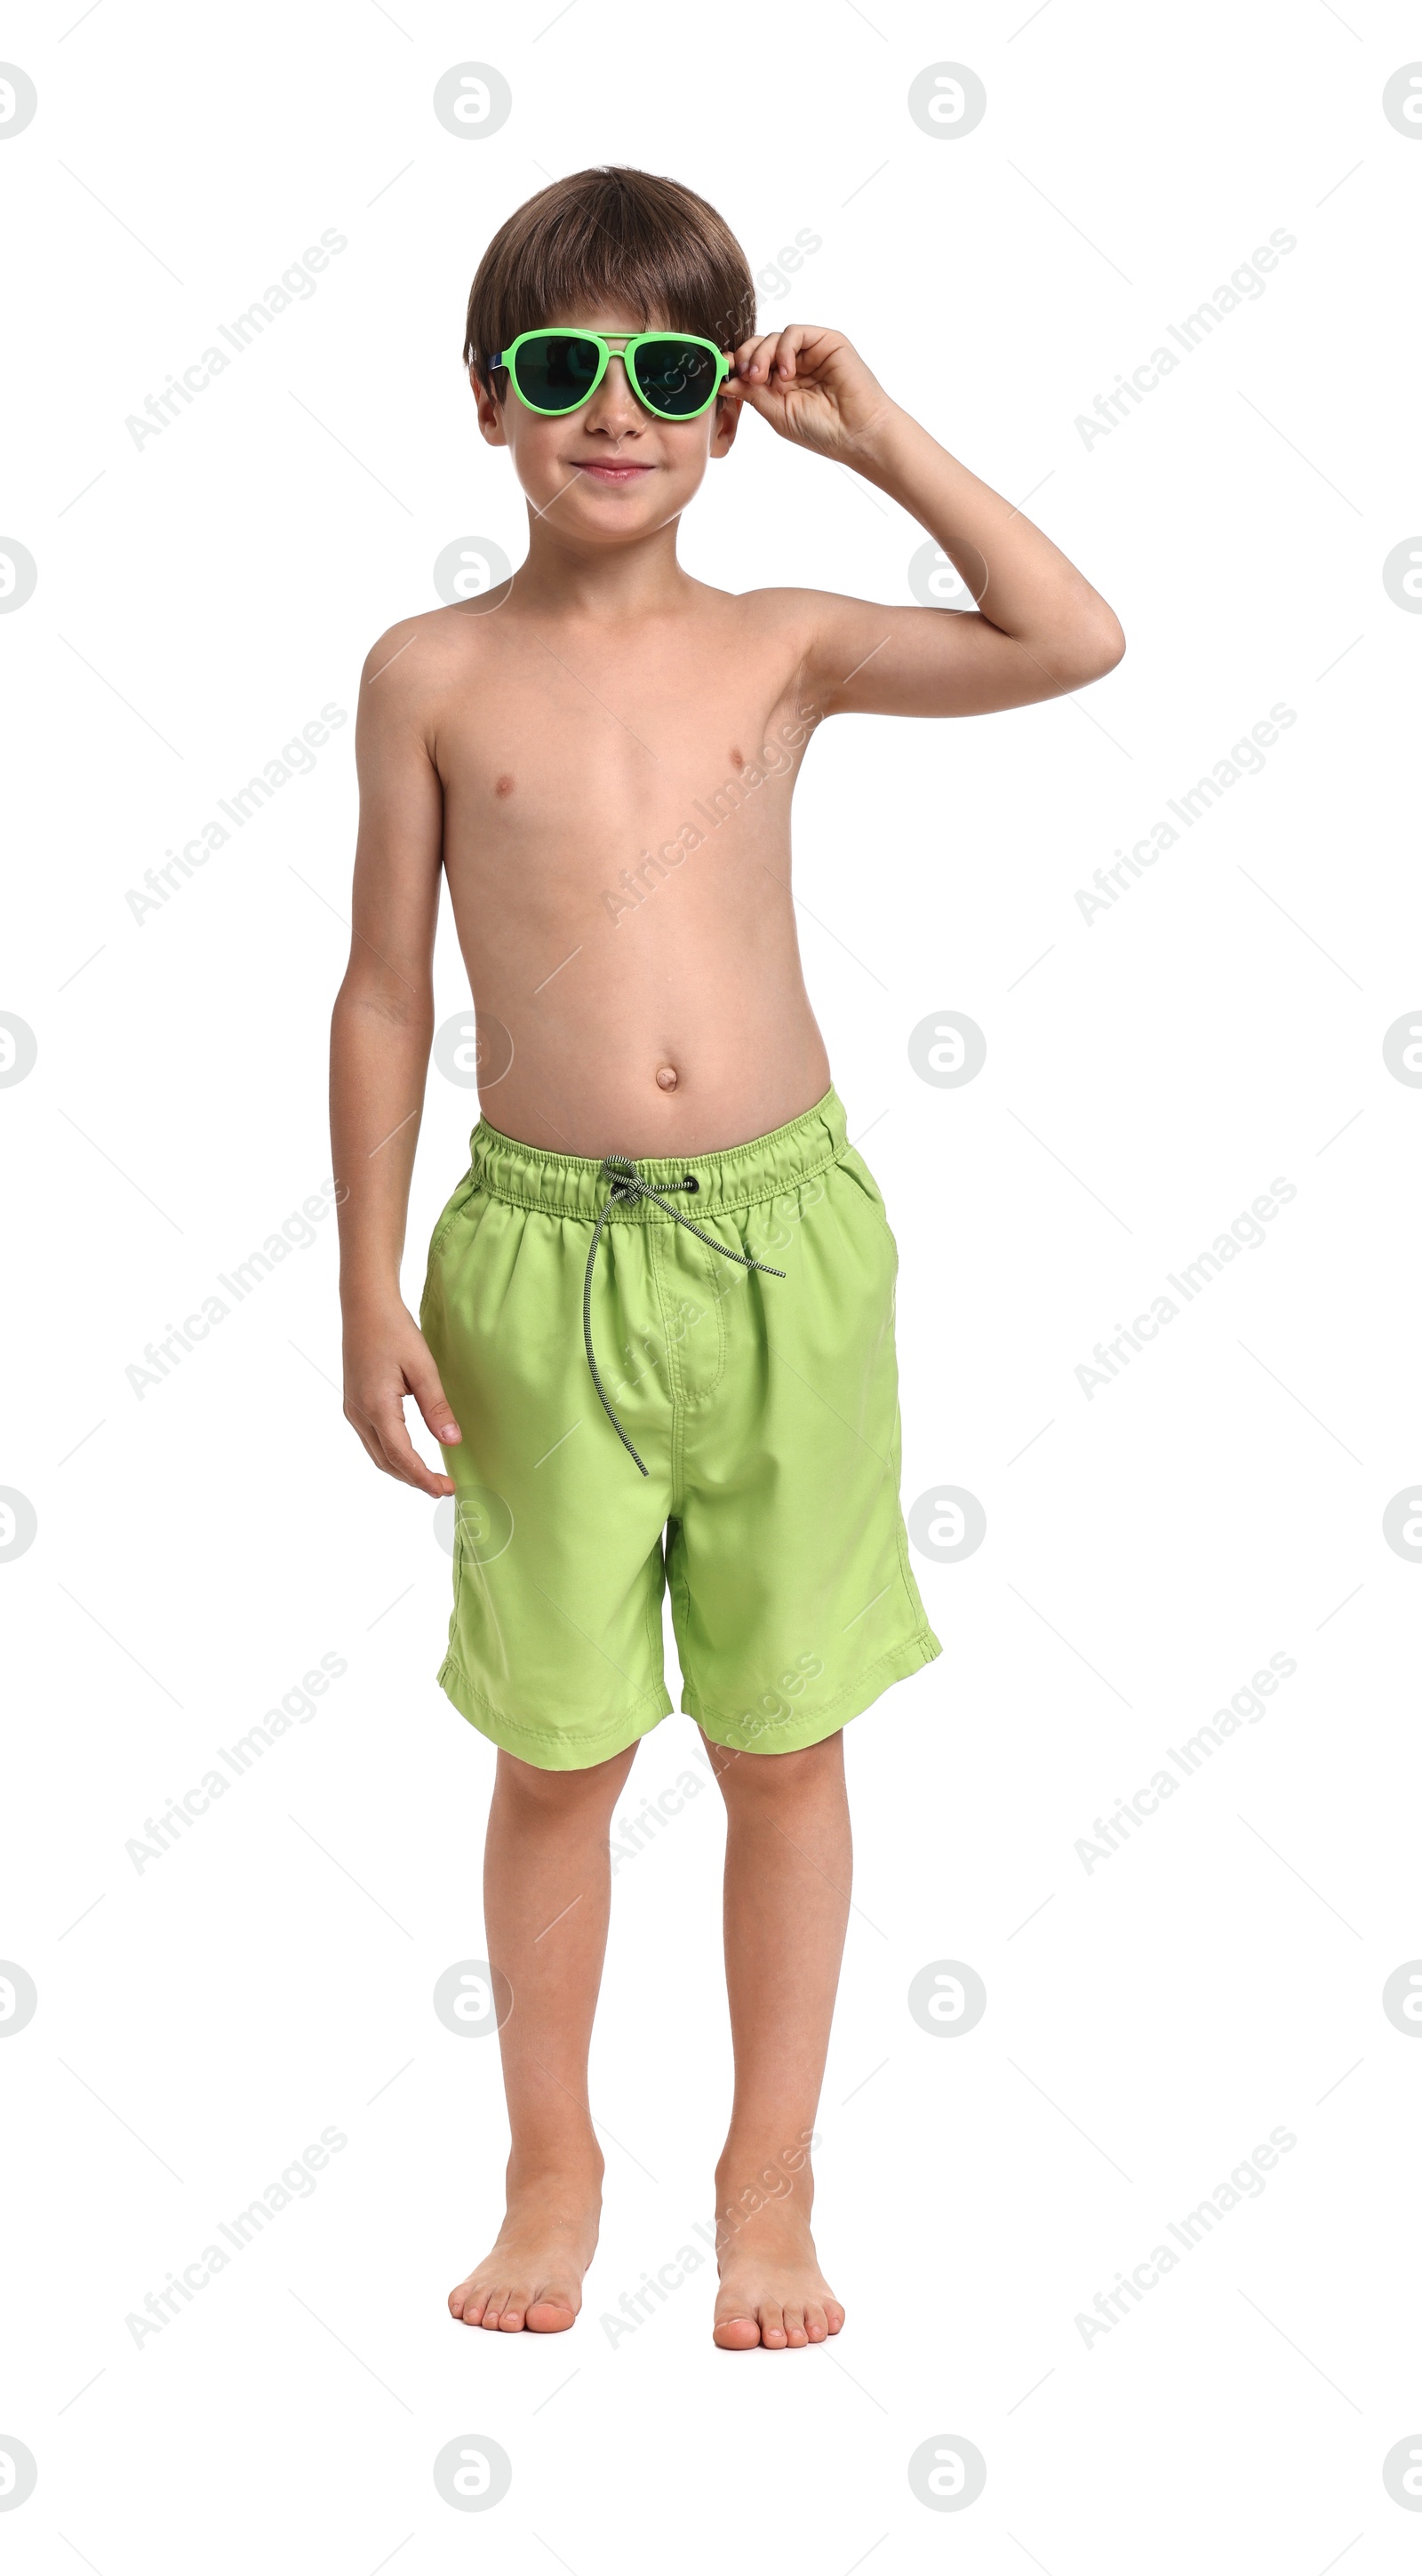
[488,328,732,422]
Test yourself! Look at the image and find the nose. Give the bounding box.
[582,355,642,437]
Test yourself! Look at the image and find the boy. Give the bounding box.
[331,165,1122,2351]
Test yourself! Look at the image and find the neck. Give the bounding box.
[514,506,690,618]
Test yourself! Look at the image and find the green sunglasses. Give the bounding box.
[488,328,732,422]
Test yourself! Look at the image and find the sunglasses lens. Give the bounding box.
[511,334,603,411]
[630,339,719,417]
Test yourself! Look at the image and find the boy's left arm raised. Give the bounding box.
[725,322,1125,720]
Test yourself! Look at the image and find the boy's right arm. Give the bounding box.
[331,622,462,1498]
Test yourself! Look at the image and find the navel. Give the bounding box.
[655,1065,679,1091]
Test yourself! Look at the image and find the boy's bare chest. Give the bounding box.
[434,618,803,865]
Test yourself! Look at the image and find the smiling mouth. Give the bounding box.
[574,460,652,481]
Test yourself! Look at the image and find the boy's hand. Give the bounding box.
[342,1304,462,1497]
[724,325,897,461]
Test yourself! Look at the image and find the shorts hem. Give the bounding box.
[437,1655,675,1772]
[683,1627,943,1754]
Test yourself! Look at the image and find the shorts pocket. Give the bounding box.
[445,1512,467,1646]
[836,1146,900,1260]
[420,1174,480,1309]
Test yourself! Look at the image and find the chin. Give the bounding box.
[569,498,670,535]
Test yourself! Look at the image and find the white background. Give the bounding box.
[4,0,1422,2564]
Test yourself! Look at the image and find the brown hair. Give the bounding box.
[464,165,755,390]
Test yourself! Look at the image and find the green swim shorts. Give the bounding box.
[419,1087,941,1771]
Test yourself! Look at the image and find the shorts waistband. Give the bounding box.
[468,1087,849,1222]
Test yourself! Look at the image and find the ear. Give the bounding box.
[473,364,509,449]
[708,389,742,460]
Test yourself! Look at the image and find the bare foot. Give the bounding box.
[712,2188,844,2351]
[448,2168,602,2333]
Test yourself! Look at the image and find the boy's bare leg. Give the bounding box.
[701,1728,851,2350]
[448,1742,637,2331]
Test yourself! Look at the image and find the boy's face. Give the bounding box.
[473,299,740,542]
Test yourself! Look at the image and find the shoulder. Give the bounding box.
[722,584,839,633]
[359,597,512,692]
[357,596,514,738]
[721,584,869,663]
[691,584,854,689]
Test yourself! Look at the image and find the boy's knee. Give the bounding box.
[706,1730,843,1803]
[498,1744,635,1813]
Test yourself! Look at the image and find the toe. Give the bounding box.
[479,2289,507,2330]
[759,2301,787,2349]
[452,2282,490,2327]
[498,2300,527,2331]
[803,2303,828,2342]
[782,2304,809,2348]
[525,2295,577,2333]
[826,2301,845,2335]
[712,2311,762,2350]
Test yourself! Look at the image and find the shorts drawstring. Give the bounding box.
[582,1155,786,1475]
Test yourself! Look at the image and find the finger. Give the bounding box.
[772,323,839,381]
[731,333,780,383]
[739,326,803,385]
[367,1400,456,1497]
[348,1402,453,1496]
[348,1412,401,1479]
[408,1360,461,1447]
